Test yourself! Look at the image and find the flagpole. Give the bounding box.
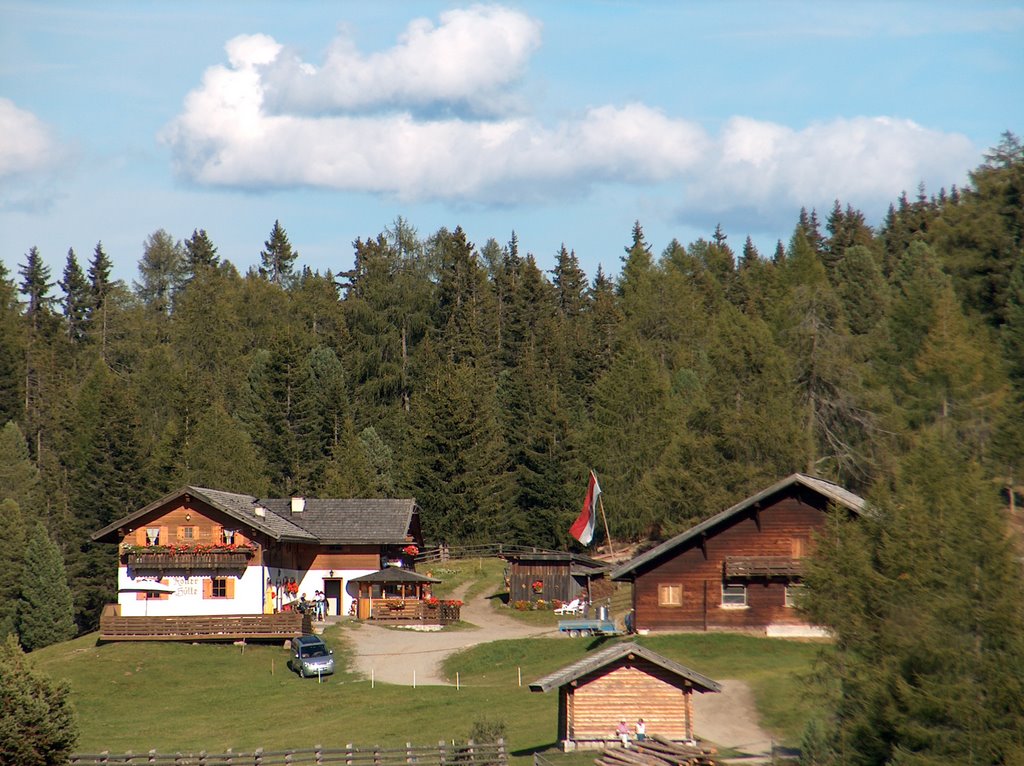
[598,489,615,556]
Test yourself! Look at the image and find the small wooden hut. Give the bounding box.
[350,568,442,620]
[529,641,721,750]
[505,551,607,604]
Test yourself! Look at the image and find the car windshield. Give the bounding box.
[300,646,327,658]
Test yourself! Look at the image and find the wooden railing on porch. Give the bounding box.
[368,599,461,623]
[98,605,312,642]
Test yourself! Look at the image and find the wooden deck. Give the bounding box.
[368,599,461,623]
[98,606,311,642]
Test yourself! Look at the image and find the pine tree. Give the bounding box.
[0,633,78,765]
[0,262,22,424]
[58,248,89,343]
[16,521,76,650]
[0,500,26,638]
[0,421,44,514]
[259,219,298,288]
[801,434,1024,765]
[183,228,220,275]
[18,247,56,333]
[85,241,114,356]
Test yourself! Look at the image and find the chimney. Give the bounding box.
[254,505,266,518]
[291,497,305,514]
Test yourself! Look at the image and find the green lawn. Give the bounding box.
[29,558,825,759]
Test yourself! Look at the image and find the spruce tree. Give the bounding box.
[134,228,186,314]
[85,241,114,355]
[183,228,220,275]
[58,248,89,343]
[259,219,297,288]
[16,521,76,651]
[0,633,78,765]
[0,262,22,425]
[0,500,26,638]
[802,433,1024,765]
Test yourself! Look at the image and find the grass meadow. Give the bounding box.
[29,558,826,760]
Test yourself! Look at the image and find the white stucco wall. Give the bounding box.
[119,565,377,617]
[118,566,266,617]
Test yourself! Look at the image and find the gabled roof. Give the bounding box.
[504,550,606,569]
[91,486,418,546]
[610,473,865,581]
[529,641,721,694]
[349,568,441,584]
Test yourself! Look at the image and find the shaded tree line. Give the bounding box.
[1,134,1023,653]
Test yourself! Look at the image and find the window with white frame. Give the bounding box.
[721,582,747,607]
[785,583,804,608]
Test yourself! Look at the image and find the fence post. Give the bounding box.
[99,751,109,765]
[467,739,475,766]
[374,745,381,766]
[346,744,354,766]
[438,739,447,766]
[315,744,323,765]
[406,742,413,765]
[149,749,158,764]
[198,751,207,766]
[225,748,234,766]
[497,738,507,766]
[254,747,264,766]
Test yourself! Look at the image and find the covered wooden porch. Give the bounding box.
[350,568,455,622]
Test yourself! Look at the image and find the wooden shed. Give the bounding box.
[529,641,720,750]
[610,474,865,634]
[505,550,607,604]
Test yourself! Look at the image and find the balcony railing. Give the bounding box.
[126,551,252,571]
[724,555,804,579]
[99,605,311,642]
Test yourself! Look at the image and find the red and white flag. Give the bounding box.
[570,471,601,546]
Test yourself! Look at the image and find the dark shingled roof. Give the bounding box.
[91,487,418,546]
[349,568,442,584]
[610,473,865,581]
[258,498,417,544]
[529,641,721,694]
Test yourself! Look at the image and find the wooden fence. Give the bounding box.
[415,544,572,565]
[70,740,507,766]
[98,610,311,642]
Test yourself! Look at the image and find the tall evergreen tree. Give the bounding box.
[0,262,22,424]
[16,521,76,650]
[0,500,26,638]
[58,248,89,343]
[259,219,298,288]
[802,434,1024,765]
[183,228,220,275]
[85,241,114,356]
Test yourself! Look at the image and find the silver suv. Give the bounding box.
[288,634,335,678]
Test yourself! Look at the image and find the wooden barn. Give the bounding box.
[610,474,865,635]
[505,551,607,604]
[529,641,721,749]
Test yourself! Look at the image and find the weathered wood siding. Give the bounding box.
[510,561,578,603]
[125,499,264,564]
[634,493,825,631]
[568,658,692,741]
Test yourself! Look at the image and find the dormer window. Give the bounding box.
[146,528,161,546]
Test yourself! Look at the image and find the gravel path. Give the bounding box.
[339,587,772,756]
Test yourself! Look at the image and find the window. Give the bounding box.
[658,584,682,607]
[721,583,747,608]
[146,527,161,546]
[178,526,195,541]
[223,528,235,544]
[204,577,234,599]
[785,583,804,608]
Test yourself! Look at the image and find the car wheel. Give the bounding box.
[568,629,580,638]
[582,629,593,637]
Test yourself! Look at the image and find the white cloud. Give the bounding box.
[0,98,62,178]
[162,5,978,217]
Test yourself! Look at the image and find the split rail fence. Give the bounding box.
[69,740,507,766]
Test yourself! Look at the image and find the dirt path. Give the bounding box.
[343,585,556,686]
[339,588,772,756]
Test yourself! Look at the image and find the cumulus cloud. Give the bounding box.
[0,98,63,178]
[162,5,977,217]
[0,98,70,212]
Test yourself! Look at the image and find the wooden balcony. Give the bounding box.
[125,551,252,572]
[724,555,803,579]
[98,604,311,642]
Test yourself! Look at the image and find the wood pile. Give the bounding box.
[595,735,718,766]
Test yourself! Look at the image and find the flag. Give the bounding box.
[570,471,601,545]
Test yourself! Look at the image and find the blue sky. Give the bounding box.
[2,1,1021,286]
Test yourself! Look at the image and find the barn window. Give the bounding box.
[784,583,804,608]
[721,583,747,607]
[658,584,682,607]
